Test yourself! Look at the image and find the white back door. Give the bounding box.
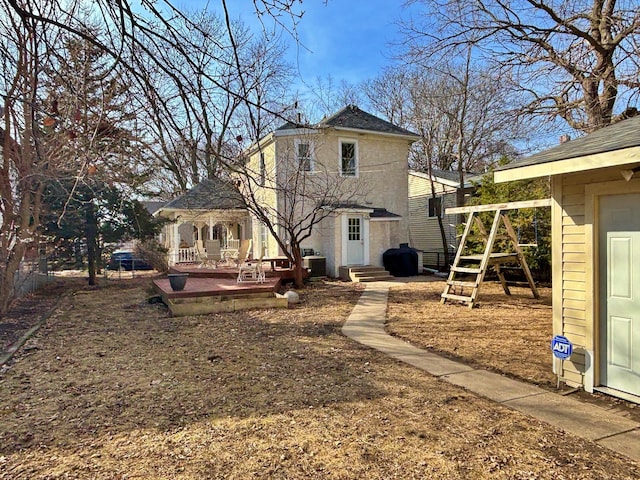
[346,215,364,265]
[599,194,640,396]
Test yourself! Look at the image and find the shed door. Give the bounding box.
[346,215,364,265]
[599,194,640,396]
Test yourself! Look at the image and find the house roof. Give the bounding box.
[431,169,460,182]
[409,169,484,188]
[321,202,401,218]
[370,208,401,219]
[277,105,420,139]
[160,178,246,211]
[142,200,166,215]
[494,115,640,182]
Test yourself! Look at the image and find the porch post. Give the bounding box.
[170,221,179,266]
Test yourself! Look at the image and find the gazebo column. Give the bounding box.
[169,221,180,266]
[194,222,204,251]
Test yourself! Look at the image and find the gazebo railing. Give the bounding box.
[224,239,240,250]
[177,247,198,263]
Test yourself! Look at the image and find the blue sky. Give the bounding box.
[219,0,413,89]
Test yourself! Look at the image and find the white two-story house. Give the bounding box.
[243,105,420,278]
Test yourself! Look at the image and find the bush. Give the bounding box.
[136,240,169,273]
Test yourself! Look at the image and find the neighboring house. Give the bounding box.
[408,169,482,270]
[154,178,249,265]
[494,115,640,402]
[245,105,420,278]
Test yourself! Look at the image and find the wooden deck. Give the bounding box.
[153,265,289,316]
[153,275,281,300]
[169,263,303,281]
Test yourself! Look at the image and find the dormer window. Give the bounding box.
[340,139,357,177]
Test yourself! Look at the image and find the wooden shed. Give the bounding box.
[494,116,640,403]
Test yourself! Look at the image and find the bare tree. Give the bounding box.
[0,0,305,312]
[235,133,371,288]
[305,75,364,121]
[361,68,413,127]
[361,56,520,269]
[402,0,640,132]
[137,9,295,195]
[0,2,64,313]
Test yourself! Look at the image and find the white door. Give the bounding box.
[346,215,364,265]
[599,194,640,396]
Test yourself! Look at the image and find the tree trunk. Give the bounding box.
[0,244,25,314]
[291,246,305,289]
[436,214,450,271]
[85,203,98,286]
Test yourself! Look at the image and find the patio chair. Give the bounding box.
[196,243,214,269]
[237,252,265,283]
[198,240,221,268]
[232,239,252,266]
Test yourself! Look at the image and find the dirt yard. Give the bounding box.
[386,279,640,421]
[0,277,638,479]
[387,280,556,387]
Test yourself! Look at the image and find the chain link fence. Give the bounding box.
[13,258,54,298]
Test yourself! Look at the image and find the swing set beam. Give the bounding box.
[445,198,551,215]
[441,198,550,308]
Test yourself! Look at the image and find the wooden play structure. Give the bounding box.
[441,199,552,308]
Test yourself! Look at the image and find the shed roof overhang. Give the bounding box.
[493,145,640,183]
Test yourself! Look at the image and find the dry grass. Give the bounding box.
[0,277,638,479]
[387,280,555,387]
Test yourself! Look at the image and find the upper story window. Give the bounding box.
[259,152,266,186]
[295,139,313,172]
[340,139,357,177]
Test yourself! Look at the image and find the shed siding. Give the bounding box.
[557,167,628,387]
[559,174,587,384]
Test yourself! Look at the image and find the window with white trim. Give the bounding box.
[295,139,313,172]
[340,140,357,177]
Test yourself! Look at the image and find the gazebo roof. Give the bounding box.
[160,178,246,211]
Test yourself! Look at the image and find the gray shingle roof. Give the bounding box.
[370,208,401,219]
[161,178,246,211]
[142,200,166,215]
[319,202,401,218]
[497,115,640,172]
[277,105,420,138]
[412,169,484,187]
[431,169,460,182]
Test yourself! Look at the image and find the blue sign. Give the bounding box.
[551,335,573,360]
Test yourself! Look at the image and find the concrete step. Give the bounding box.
[352,269,390,278]
[349,265,387,273]
[339,265,393,282]
[356,275,394,282]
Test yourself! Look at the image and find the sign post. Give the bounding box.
[551,335,573,388]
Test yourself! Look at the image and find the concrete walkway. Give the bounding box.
[342,281,640,462]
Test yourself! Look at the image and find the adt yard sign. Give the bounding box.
[551,335,573,360]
